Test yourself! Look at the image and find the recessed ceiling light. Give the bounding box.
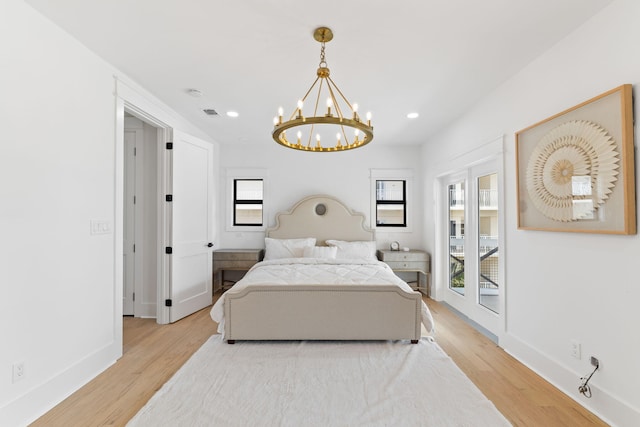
[186,88,203,98]
[407,112,419,119]
[226,111,239,118]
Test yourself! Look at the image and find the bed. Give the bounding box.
[210,195,434,343]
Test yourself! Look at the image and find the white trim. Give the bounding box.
[0,342,119,426]
[225,168,269,232]
[502,333,636,427]
[433,136,506,339]
[369,168,414,233]
[115,77,176,325]
[114,96,125,351]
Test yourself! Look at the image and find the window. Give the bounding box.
[233,179,263,226]
[376,180,406,227]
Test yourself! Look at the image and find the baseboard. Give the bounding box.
[0,342,120,427]
[138,302,156,318]
[502,333,640,427]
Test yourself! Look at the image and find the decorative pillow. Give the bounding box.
[264,237,316,260]
[303,245,338,259]
[325,240,377,260]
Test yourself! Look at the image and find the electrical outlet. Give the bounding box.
[591,356,600,368]
[570,340,581,359]
[12,362,25,383]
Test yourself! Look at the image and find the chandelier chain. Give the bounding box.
[319,42,327,68]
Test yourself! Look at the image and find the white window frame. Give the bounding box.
[370,169,414,233]
[226,168,268,232]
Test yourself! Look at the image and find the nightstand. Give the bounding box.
[213,249,264,293]
[377,249,430,296]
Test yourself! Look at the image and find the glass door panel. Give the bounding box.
[448,181,465,295]
[477,173,499,313]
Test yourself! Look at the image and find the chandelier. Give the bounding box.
[272,27,373,152]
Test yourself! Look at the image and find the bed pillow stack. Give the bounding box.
[264,237,316,260]
[325,240,377,261]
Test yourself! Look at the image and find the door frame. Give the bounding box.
[115,82,174,340]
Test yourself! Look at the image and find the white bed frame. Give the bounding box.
[223,195,422,343]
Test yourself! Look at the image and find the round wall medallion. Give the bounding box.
[315,203,327,216]
[525,120,619,222]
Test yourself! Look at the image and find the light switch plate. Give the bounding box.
[90,220,111,235]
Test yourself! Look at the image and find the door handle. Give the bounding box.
[207,243,214,248]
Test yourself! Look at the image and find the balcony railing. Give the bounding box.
[376,188,403,200]
[449,236,498,255]
[449,189,497,208]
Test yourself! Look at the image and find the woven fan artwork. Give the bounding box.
[525,120,619,222]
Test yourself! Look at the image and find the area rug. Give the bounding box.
[128,336,511,426]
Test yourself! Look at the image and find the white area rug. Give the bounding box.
[128,336,511,427]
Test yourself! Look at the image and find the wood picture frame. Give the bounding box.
[515,84,636,234]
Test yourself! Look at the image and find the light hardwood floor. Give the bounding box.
[32,296,607,427]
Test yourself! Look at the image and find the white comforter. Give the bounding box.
[210,258,434,334]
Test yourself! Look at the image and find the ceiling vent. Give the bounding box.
[203,109,219,116]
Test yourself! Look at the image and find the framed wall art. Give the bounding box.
[515,84,636,234]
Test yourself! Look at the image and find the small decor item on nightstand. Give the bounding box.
[390,241,400,251]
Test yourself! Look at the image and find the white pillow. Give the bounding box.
[325,240,377,260]
[303,245,338,259]
[264,237,316,260]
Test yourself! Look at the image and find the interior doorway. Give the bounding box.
[115,78,215,343]
[123,113,161,318]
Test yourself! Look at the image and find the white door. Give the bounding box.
[123,128,140,316]
[439,159,505,338]
[168,130,214,322]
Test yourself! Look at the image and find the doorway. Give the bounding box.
[437,159,505,339]
[115,79,215,360]
[123,114,160,317]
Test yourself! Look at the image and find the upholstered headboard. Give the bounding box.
[266,195,374,244]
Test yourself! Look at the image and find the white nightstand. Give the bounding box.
[377,249,430,296]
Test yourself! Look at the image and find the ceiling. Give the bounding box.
[26,0,613,147]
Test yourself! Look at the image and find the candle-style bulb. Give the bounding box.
[273,117,278,126]
[326,97,333,116]
[296,100,304,118]
[366,111,372,126]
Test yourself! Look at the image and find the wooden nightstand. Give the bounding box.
[213,249,264,292]
[377,249,430,296]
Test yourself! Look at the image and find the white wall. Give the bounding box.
[217,144,424,252]
[0,1,214,424]
[0,1,119,424]
[421,0,640,425]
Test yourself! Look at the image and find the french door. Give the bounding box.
[440,160,504,337]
